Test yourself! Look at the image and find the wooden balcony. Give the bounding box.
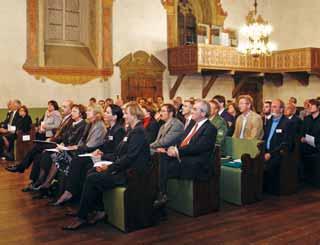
[167,44,320,99]
[168,44,320,75]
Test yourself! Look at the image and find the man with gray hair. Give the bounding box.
[154,99,217,207]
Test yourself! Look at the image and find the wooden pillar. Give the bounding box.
[102,0,113,72]
[25,0,39,67]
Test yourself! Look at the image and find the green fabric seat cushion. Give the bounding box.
[103,187,126,232]
[222,160,242,168]
[220,166,242,205]
[167,179,194,216]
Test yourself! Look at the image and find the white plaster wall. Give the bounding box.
[0,0,109,108]
[1,0,320,108]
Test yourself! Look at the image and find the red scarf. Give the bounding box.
[143,117,151,128]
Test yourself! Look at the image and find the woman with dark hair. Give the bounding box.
[16,105,32,133]
[226,102,239,136]
[141,105,160,143]
[63,101,150,230]
[34,104,106,191]
[29,104,88,191]
[51,104,126,205]
[0,105,33,158]
[37,100,62,139]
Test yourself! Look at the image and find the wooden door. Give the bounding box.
[123,77,159,102]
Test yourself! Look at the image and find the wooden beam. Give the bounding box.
[170,74,185,99]
[264,73,284,87]
[232,76,247,98]
[202,75,218,98]
[288,72,310,86]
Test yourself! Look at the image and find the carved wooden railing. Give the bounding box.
[168,44,320,75]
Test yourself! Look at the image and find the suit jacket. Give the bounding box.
[221,109,234,124]
[150,117,184,150]
[16,115,32,133]
[144,118,160,144]
[52,114,74,143]
[108,122,150,176]
[233,111,264,140]
[63,120,87,146]
[2,110,21,129]
[263,115,294,157]
[77,120,106,153]
[177,120,217,180]
[289,115,302,138]
[94,123,126,160]
[184,117,195,133]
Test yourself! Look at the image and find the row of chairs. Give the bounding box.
[14,129,314,233]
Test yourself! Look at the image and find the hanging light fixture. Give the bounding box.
[237,0,277,58]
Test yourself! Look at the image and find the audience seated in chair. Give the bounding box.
[233,95,264,140]
[53,104,125,205]
[150,103,184,154]
[141,105,160,144]
[33,104,106,197]
[182,99,195,132]
[6,100,74,173]
[153,100,217,208]
[62,102,151,230]
[0,99,22,160]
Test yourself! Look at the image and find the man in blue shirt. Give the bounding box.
[263,99,294,193]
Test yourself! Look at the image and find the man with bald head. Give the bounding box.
[263,99,294,193]
[154,100,217,207]
[6,99,74,173]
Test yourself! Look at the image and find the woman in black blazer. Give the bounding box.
[142,104,160,143]
[63,101,150,230]
[52,104,126,205]
[31,104,88,191]
[16,105,32,133]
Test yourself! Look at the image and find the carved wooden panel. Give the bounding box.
[168,44,320,76]
[116,51,166,102]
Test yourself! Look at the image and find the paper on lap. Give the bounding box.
[93,161,113,168]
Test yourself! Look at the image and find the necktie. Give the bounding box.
[180,123,198,147]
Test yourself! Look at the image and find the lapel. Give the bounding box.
[188,120,208,144]
[160,119,173,137]
[270,116,285,142]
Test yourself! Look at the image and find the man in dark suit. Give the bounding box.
[0,99,22,159]
[285,102,302,139]
[182,99,195,132]
[154,100,217,206]
[263,99,293,193]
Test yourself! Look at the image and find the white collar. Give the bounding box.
[194,118,208,129]
[218,109,224,115]
[72,119,83,126]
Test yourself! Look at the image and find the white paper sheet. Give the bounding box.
[306,134,316,148]
[93,161,113,168]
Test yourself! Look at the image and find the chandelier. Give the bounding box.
[237,0,276,58]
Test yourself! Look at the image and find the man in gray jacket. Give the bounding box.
[150,104,184,154]
[150,103,184,203]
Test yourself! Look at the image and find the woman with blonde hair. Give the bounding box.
[63,101,151,230]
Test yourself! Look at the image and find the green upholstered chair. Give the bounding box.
[166,146,221,217]
[220,137,264,205]
[103,161,157,232]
